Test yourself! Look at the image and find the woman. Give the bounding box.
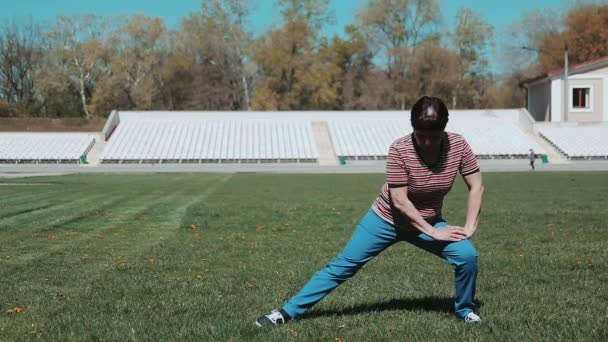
[256,96,484,326]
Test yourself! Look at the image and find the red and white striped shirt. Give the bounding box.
[371,132,479,225]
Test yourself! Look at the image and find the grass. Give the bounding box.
[0,172,607,341]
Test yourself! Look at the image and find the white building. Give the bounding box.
[521,55,608,123]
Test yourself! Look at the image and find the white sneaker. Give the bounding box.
[255,309,289,327]
[464,312,482,323]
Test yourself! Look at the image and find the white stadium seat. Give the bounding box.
[0,133,96,163]
[537,125,608,159]
[100,117,319,163]
[328,112,545,159]
[98,110,556,164]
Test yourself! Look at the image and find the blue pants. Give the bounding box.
[282,209,479,318]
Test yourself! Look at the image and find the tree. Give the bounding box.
[358,0,441,109]
[167,0,254,110]
[562,4,608,64]
[452,7,494,108]
[251,0,336,110]
[504,4,608,75]
[91,15,169,114]
[0,19,43,116]
[47,15,112,119]
[317,25,373,109]
[408,41,461,107]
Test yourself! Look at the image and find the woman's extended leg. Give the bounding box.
[281,209,398,318]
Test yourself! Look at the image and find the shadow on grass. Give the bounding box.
[303,296,483,319]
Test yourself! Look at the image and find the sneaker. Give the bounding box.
[464,312,482,323]
[255,309,290,327]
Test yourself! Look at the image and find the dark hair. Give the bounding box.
[410,96,449,131]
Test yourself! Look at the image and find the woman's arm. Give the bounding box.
[462,171,484,238]
[389,186,467,242]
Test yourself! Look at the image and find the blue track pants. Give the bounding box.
[282,209,479,318]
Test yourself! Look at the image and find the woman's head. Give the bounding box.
[410,96,449,131]
[410,96,449,151]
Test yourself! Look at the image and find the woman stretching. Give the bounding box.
[256,96,484,325]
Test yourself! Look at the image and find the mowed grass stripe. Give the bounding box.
[30,176,234,340]
[0,193,114,231]
[1,174,234,340]
[0,193,168,273]
[0,185,98,219]
[0,174,232,276]
[0,188,69,216]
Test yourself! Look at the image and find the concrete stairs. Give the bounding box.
[83,133,106,166]
[525,129,568,164]
[312,121,338,166]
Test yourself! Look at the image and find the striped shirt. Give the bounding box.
[371,132,479,225]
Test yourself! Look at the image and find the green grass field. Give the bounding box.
[1,172,607,341]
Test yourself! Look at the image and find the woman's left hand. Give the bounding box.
[447,225,475,239]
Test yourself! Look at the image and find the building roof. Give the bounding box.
[520,54,608,87]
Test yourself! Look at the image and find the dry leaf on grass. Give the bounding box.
[287,329,298,336]
[7,306,23,313]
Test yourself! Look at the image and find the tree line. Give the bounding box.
[1,0,607,119]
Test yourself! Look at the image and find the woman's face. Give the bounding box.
[413,129,444,152]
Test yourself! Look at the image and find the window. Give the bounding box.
[572,87,590,108]
[570,85,593,112]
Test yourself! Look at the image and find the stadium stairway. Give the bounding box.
[529,127,569,164]
[533,135,568,163]
[83,133,106,166]
[312,121,338,165]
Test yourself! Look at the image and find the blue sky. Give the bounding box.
[0,0,572,34]
[0,0,576,71]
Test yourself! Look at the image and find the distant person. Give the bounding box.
[529,148,536,170]
[256,96,485,326]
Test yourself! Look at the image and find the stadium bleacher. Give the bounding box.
[327,110,545,160]
[327,119,408,160]
[0,133,96,164]
[447,118,546,159]
[537,124,608,159]
[100,119,318,163]
[10,109,604,165]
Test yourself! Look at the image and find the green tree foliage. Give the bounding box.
[317,25,373,109]
[90,15,169,115]
[452,7,494,109]
[250,0,338,110]
[45,15,112,118]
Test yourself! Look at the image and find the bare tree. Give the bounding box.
[171,0,254,110]
[358,0,441,109]
[0,19,43,115]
